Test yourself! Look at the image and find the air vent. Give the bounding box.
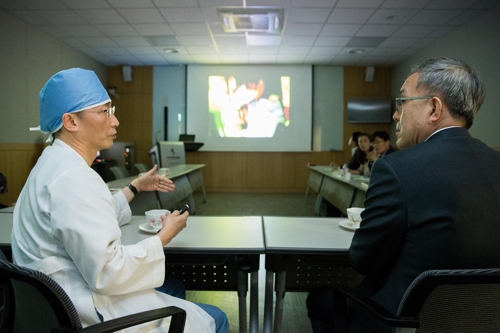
[218,7,283,34]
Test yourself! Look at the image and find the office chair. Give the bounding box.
[332,268,500,333]
[133,163,150,175]
[109,166,130,180]
[0,249,186,333]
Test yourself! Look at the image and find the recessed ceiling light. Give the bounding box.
[348,49,364,54]
[164,48,179,54]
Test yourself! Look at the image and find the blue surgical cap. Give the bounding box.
[36,68,111,135]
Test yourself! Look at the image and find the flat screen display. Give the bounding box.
[347,98,392,123]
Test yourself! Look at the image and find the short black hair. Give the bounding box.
[351,132,361,145]
[371,130,390,142]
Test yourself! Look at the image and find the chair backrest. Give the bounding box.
[0,252,83,332]
[396,269,500,333]
[0,249,14,332]
[134,163,150,175]
[109,166,131,180]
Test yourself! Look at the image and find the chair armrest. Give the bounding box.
[51,306,185,333]
[333,286,420,328]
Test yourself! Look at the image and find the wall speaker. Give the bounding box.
[365,66,374,83]
[122,65,132,82]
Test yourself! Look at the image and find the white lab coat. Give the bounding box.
[11,139,215,332]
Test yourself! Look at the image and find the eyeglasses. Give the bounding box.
[395,96,433,111]
[83,106,115,118]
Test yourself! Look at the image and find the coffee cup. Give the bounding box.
[346,207,365,226]
[344,172,351,181]
[145,209,170,230]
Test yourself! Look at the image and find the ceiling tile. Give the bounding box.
[288,8,332,23]
[367,9,418,24]
[37,25,70,37]
[60,0,111,9]
[190,54,221,63]
[107,0,155,8]
[9,10,51,25]
[406,9,462,25]
[381,0,431,9]
[278,45,311,54]
[320,24,361,36]
[314,36,350,46]
[14,0,67,10]
[78,36,119,47]
[336,0,384,8]
[159,7,205,23]
[447,9,485,25]
[59,37,89,48]
[33,10,88,25]
[214,35,247,46]
[248,46,279,54]
[308,46,342,54]
[327,8,375,24]
[276,54,307,62]
[76,9,126,24]
[112,36,151,46]
[246,34,282,46]
[178,35,214,45]
[285,23,323,36]
[356,24,400,37]
[392,25,438,37]
[378,37,419,48]
[248,54,278,64]
[291,0,337,7]
[96,46,130,55]
[124,46,160,55]
[145,35,180,46]
[96,24,140,37]
[426,0,477,9]
[247,0,290,6]
[117,8,166,24]
[63,25,104,37]
[170,23,209,35]
[133,23,174,35]
[281,36,315,46]
[185,45,218,54]
[153,0,199,7]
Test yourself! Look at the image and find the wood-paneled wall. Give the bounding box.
[1,65,393,204]
[0,143,47,206]
[106,66,153,166]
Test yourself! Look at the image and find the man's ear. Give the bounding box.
[428,96,443,124]
[61,113,79,132]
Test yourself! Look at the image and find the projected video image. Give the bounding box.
[208,75,290,138]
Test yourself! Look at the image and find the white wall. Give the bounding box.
[391,3,500,147]
[0,9,106,144]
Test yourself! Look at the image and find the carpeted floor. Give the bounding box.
[182,191,322,333]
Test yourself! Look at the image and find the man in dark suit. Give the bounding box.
[307,57,500,332]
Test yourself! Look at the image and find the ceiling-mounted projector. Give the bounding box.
[218,7,283,34]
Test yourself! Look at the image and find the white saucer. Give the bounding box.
[339,220,359,231]
[139,223,161,234]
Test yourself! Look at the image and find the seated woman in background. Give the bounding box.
[347,133,373,176]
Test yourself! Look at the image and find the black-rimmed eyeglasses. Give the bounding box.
[395,96,433,111]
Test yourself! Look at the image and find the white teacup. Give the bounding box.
[158,168,170,177]
[145,209,170,230]
[346,207,365,226]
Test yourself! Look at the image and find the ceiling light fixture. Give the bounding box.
[348,49,364,54]
[164,48,179,54]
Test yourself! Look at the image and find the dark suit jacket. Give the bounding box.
[348,127,500,332]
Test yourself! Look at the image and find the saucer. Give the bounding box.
[139,223,161,234]
[339,220,359,231]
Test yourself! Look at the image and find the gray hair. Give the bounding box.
[409,57,485,128]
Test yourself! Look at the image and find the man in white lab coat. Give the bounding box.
[11,68,228,332]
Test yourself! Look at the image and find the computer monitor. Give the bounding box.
[179,134,195,142]
[149,141,186,167]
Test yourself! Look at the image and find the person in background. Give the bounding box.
[347,133,373,176]
[11,68,228,333]
[307,57,500,333]
[366,130,396,170]
[348,131,361,157]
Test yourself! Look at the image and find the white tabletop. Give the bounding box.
[308,165,369,192]
[107,164,205,189]
[0,206,14,213]
[121,215,265,254]
[263,216,355,254]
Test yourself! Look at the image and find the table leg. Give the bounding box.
[188,194,195,215]
[273,271,286,333]
[263,270,275,333]
[201,185,207,203]
[314,194,323,216]
[238,270,248,333]
[249,271,259,333]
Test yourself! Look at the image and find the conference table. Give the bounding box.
[121,215,264,333]
[306,165,368,215]
[0,212,264,333]
[107,164,206,215]
[262,216,361,333]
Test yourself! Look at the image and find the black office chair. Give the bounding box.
[109,166,131,180]
[0,249,186,333]
[333,268,500,333]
